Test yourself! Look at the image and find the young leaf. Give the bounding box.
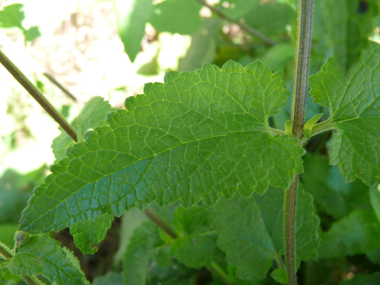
[69,213,114,254]
[20,60,304,234]
[123,221,163,285]
[52,96,114,162]
[149,0,202,35]
[309,41,380,186]
[115,0,153,62]
[211,185,319,283]
[6,235,88,285]
[338,272,380,285]
[322,0,379,72]
[170,207,224,269]
[303,113,323,139]
[270,268,288,284]
[318,210,380,259]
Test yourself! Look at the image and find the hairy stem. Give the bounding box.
[286,0,313,284]
[0,50,77,142]
[143,207,232,284]
[194,0,276,46]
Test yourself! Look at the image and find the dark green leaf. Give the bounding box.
[212,185,319,283]
[6,235,87,285]
[92,272,124,285]
[302,153,370,219]
[20,60,303,234]
[309,42,380,186]
[170,207,224,269]
[322,0,379,72]
[270,268,288,284]
[318,210,380,258]
[115,0,153,62]
[369,184,380,223]
[123,221,163,285]
[149,0,202,34]
[70,214,114,254]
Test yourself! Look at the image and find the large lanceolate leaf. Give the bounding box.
[20,60,304,234]
[6,235,87,285]
[212,185,319,283]
[309,42,380,186]
[322,0,379,72]
[318,210,380,259]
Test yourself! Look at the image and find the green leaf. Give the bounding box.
[369,184,380,223]
[221,0,259,19]
[212,185,319,283]
[309,42,380,186]
[318,210,380,259]
[115,0,153,62]
[6,235,87,285]
[270,268,288,284]
[24,26,41,42]
[338,273,380,285]
[52,96,114,162]
[20,60,304,234]
[178,19,220,72]
[243,2,296,36]
[322,0,379,72]
[0,4,24,29]
[170,207,224,269]
[303,113,323,139]
[69,214,114,254]
[92,272,124,285]
[302,153,370,220]
[123,221,163,285]
[149,0,202,35]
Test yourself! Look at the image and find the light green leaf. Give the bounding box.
[69,214,114,254]
[318,210,380,259]
[212,185,319,283]
[178,19,220,72]
[270,268,288,284]
[322,0,379,72]
[52,96,114,162]
[149,0,202,35]
[20,60,304,234]
[92,272,124,285]
[170,207,224,269]
[123,221,163,285]
[0,4,24,29]
[338,273,380,285]
[303,113,323,139]
[309,42,380,186]
[6,235,87,285]
[369,184,380,223]
[115,0,153,62]
[302,153,370,220]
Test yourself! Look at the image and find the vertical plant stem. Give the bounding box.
[0,50,77,142]
[286,0,313,284]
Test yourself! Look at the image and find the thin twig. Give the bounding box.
[0,49,77,142]
[285,0,314,284]
[43,72,77,102]
[195,0,276,46]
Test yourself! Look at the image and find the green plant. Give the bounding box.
[1,0,380,284]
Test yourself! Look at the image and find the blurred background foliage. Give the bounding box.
[1,0,380,284]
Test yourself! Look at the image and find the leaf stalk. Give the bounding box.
[286,0,314,284]
[0,49,77,142]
